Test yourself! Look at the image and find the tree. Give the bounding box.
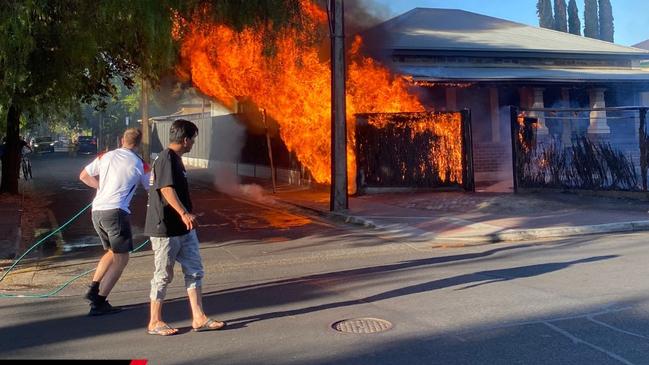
[537,0,554,29]
[554,0,568,32]
[0,0,303,194]
[598,0,614,42]
[568,0,582,35]
[583,0,599,39]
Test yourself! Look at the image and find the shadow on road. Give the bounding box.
[0,251,618,354]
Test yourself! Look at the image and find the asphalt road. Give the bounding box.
[3,153,649,364]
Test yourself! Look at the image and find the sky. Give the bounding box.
[368,0,649,47]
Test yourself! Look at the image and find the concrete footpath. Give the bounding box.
[276,188,649,244]
[190,167,649,245]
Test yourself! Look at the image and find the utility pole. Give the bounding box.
[329,0,348,212]
[141,79,150,163]
[261,109,277,193]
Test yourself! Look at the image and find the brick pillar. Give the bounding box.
[560,88,572,145]
[446,88,457,111]
[490,87,500,142]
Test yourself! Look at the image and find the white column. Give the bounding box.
[490,88,500,142]
[588,88,610,134]
[446,88,457,111]
[641,91,649,107]
[530,87,548,135]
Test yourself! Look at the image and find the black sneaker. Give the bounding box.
[88,301,123,316]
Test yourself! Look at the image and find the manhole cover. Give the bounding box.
[331,318,393,334]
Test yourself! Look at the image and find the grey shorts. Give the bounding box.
[91,209,133,254]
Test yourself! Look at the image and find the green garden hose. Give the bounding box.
[0,203,150,298]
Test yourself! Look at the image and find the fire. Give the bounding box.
[361,112,463,184]
[177,1,437,192]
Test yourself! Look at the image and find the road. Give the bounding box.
[2,153,649,364]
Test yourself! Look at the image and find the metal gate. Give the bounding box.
[355,110,474,192]
[510,106,649,192]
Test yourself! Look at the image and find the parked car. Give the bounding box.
[33,137,55,153]
[52,140,69,152]
[76,136,97,154]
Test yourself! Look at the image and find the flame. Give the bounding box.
[362,112,463,184]
[178,1,438,192]
[517,112,537,154]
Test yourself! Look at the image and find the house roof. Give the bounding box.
[364,8,649,58]
[634,39,649,50]
[397,65,649,83]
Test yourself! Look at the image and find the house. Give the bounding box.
[633,39,649,74]
[363,8,649,190]
[149,91,304,185]
[151,8,649,193]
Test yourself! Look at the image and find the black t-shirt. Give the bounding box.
[144,148,193,237]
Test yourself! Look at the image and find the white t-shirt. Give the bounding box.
[84,148,150,213]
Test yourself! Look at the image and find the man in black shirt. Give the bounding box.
[144,119,225,336]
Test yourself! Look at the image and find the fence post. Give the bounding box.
[461,109,475,192]
[510,106,520,193]
[640,108,648,191]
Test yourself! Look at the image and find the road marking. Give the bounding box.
[543,321,635,365]
[587,316,649,340]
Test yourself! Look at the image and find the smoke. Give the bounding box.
[343,0,393,34]
[209,112,276,204]
[210,114,245,194]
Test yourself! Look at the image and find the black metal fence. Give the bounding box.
[511,106,649,192]
[355,110,474,192]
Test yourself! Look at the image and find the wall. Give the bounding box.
[150,112,307,185]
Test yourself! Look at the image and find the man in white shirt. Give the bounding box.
[79,128,150,316]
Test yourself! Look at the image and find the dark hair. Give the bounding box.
[169,119,198,144]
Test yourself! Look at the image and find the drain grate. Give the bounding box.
[331,318,393,334]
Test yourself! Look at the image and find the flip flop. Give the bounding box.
[193,318,226,332]
[147,324,178,336]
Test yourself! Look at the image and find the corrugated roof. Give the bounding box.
[397,65,649,82]
[365,8,649,57]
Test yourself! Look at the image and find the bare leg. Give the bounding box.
[148,300,177,335]
[92,250,113,283]
[98,252,129,297]
[188,287,224,329]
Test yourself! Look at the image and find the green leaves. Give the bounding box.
[0,0,306,116]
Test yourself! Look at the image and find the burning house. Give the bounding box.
[362,8,649,191]
[152,4,649,195]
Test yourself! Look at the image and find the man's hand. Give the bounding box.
[181,211,198,230]
[160,187,197,231]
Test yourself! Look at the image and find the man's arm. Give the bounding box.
[79,169,99,189]
[160,186,197,230]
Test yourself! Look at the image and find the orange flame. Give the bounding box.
[364,113,463,184]
[178,1,428,192]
